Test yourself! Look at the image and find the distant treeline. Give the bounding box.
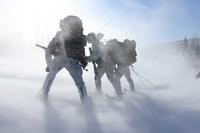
[181,37,200,56]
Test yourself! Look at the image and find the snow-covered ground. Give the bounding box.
[0,45,200,133]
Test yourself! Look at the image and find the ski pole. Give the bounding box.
[130,66,157,89]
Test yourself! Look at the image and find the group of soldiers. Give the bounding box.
[40,15,137,102]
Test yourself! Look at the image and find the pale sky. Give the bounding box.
[0,0,200,51]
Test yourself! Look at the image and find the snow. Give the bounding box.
[0,45,200,133]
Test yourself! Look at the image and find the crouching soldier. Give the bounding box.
[41,15,88,102]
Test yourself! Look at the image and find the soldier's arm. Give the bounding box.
[45,39,55,66]
[88,44,102,61]
[45,47,53,67]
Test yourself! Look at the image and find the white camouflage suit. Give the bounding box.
[115,65,135,91]
[87,33,122,96]
[114,39,136,91]
[41,31,87,101]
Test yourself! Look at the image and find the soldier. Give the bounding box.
[87,33,123,97]
[41,15,88,102]
[114,39,137,91]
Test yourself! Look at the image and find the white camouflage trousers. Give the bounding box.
[94,61,123,96]
[41,56,87,100]
[115,65,135,91]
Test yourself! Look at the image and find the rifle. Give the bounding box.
[36,44,47,50]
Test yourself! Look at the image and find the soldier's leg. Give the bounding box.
[106,67,123,97]
[41,57,64,98]
[95,66,105,92]
[115,65,124,81]
[124,66,135,91]
[66,59,88,101]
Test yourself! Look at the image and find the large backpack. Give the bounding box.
[106,39,137,66]
[60,16,87,65]
[64,34,87,62]
[123,39,137,65]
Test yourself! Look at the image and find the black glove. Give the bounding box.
[79,57,88,69]
[45,66,50,72]
[81,59,88,69]
[85,56,89,61]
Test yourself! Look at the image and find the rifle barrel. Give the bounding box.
[36,44,47,50]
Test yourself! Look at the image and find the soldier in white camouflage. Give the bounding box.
[87,33,123,97]
[114,39,137,91]
[41,15,88,102]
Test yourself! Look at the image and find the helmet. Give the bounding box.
[87,32,96,43]
[96,33,104,40]
[60,15,83,32]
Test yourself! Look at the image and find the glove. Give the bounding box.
[86,56,92,62]
[81,58,88,69]
[45,61,52,72]
[45,66,50,72]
